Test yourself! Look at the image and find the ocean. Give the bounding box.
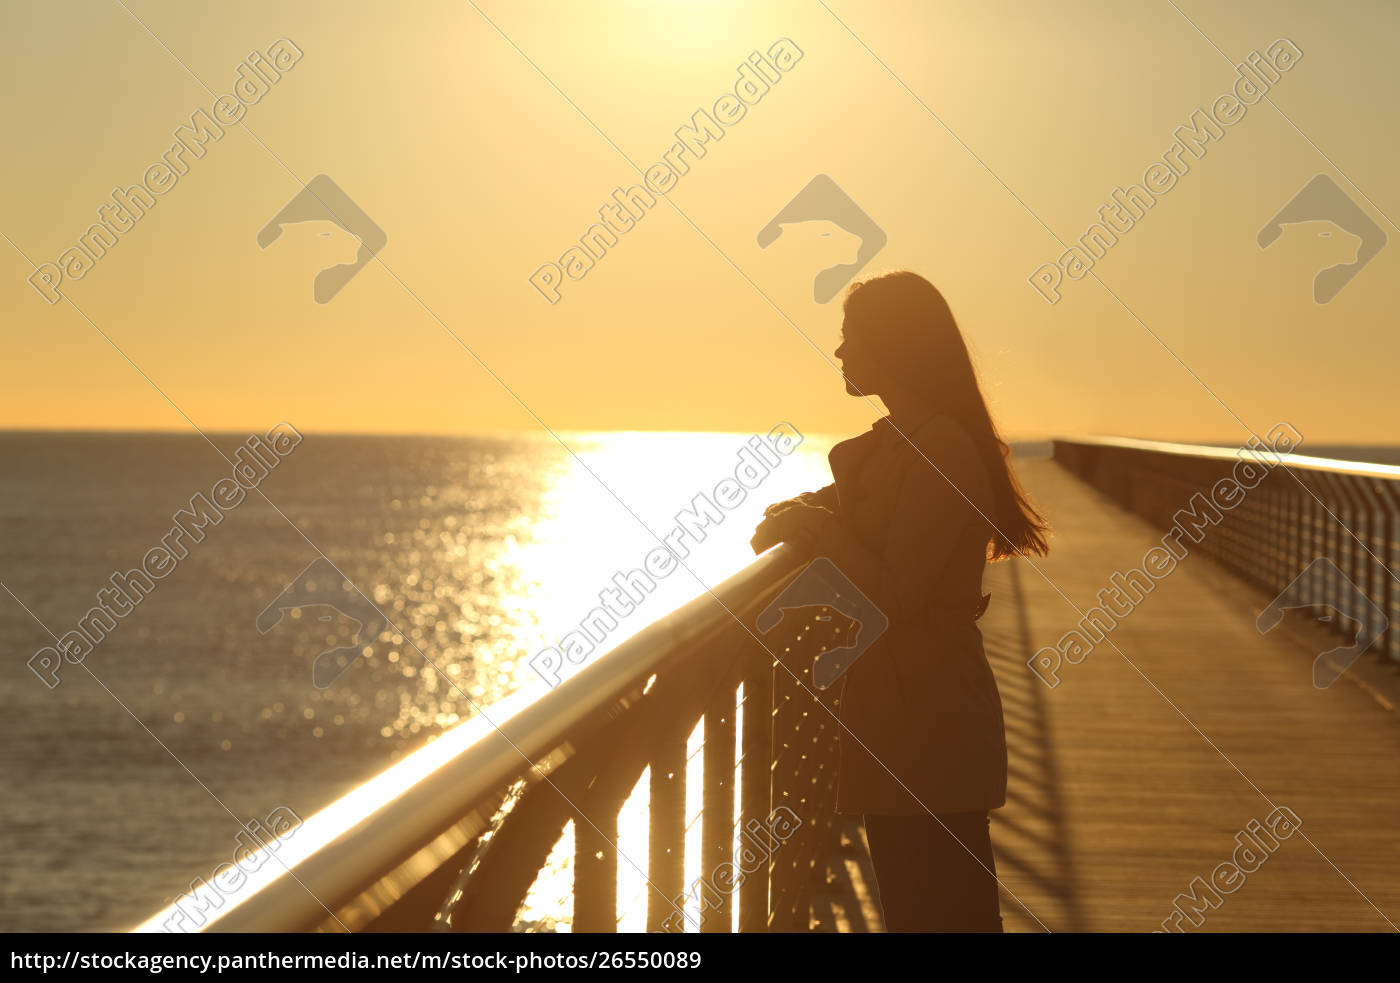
[0,430,837,933]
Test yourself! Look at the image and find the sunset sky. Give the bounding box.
[3,0,1396,444]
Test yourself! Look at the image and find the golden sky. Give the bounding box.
[3,0,1396,444]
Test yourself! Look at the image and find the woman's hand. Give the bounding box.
[750,504,837,555]
[762,490,830,518]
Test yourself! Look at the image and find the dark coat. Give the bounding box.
[799,411,1008,815]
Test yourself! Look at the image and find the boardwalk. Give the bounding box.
[983,459,1400,932]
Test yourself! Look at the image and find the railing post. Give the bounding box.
[571,810,617,932]
[701,687,738,931]
[647,734,688,932]
[738,663,773,932]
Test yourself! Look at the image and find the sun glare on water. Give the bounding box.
[502,430,832,930]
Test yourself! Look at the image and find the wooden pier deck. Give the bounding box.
[977,458,1400,932]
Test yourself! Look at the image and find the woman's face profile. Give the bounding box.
[835,316,878,397]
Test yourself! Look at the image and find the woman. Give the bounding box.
[751,270,1049,933]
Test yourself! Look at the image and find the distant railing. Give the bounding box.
[136,544,850,933]
[1053,436,1400,667]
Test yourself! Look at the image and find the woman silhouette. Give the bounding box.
[751,270,1049,933]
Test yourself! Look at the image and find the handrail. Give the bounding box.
[1053,436,1400,668]
[1067,433,1400,481]
[135,544,829,933]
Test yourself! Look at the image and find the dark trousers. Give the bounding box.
[863,812,1003,933]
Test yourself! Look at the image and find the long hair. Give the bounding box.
[842,270,1049,560]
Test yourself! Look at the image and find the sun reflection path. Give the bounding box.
[506,432,835,688]
[501,431,835,931]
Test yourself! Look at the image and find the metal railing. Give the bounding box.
[136,544,852,933]
[1053,435,1400,666]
